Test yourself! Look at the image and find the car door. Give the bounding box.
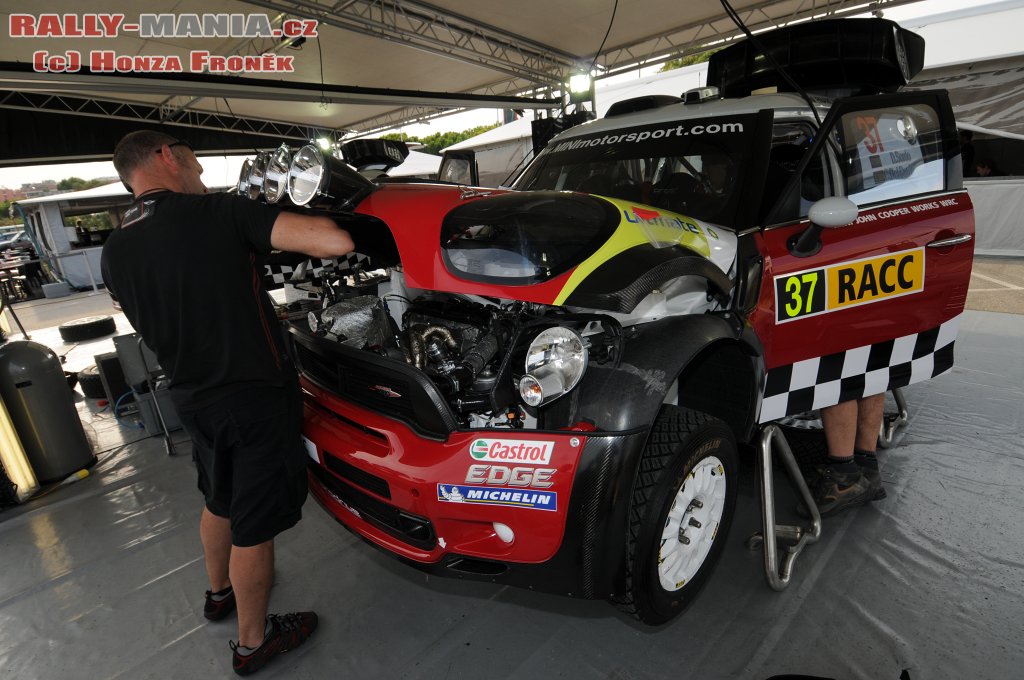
[749,91,975,422]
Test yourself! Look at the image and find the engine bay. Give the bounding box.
[293,268,623,429]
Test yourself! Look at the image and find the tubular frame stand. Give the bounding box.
[138,336,176,456]
[0,285,31,341]
[746,423,822,591]
[877,387,908,449]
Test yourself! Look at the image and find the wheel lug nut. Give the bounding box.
[688,517,702,528]
[688,499,704,511]
[677,530,690,545]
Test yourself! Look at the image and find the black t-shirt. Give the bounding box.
[101,191,289,409]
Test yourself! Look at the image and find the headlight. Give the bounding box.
[237,158,253,196]
[288,144,326,206]
[518,327,588,407]
[247,151,271,200]
[264,145,292,204]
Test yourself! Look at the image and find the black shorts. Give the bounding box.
[178,383,308,547]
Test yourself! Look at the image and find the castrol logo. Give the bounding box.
[469,438,554,465]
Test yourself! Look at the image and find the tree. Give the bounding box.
[0,199,19,226]
[660,49,721,72]
[380,123,501,156]
[57,177,111,192]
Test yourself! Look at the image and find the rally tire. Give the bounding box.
[58,315,117,342]
[77,364,107,399]
[618,406,738,625]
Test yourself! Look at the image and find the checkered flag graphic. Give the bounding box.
[758,315,960,423]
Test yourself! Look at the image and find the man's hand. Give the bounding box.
[270,213,354,258]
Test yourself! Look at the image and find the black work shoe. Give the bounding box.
[204,586,236,621]
[231,611,319,676]
[799,465,875,518]
[855,452,887,500]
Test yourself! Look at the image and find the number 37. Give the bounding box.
[784,272,818,317]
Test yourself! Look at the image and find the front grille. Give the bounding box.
[322,450,391,500]
[310,463,436,550]
[290,327,458,440]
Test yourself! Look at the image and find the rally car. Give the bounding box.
[242,18,975,624]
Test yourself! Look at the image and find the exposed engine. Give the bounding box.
[301,271,622,428]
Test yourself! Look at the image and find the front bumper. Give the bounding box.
[302,378,648,599]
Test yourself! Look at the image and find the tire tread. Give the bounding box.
[615,407,714,618]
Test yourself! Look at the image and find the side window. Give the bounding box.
[839,103,944,205]
[763,123,835,224]
[439,153,475,185]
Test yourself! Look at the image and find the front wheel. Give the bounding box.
[620,406,738,625]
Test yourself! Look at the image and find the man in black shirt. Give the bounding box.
[102,130,354,675]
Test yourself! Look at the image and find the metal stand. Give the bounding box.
[138,336,176,456]
[0,284,31,341]
[877,387,909,449]
[746,423,822,591]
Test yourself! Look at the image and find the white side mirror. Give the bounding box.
[807,197,859,229]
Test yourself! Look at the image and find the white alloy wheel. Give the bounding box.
[657,455,727,591]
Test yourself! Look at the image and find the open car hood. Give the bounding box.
[354,184,736,312]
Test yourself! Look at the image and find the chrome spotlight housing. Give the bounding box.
[288,144,327,206]
[246,151,271,201]
[237,158,253,197]
[264,145,292,204]
[287,143,376,210]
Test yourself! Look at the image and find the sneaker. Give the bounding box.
[799,465,875,518]
[854,452,887,500]
[230,611,319,676]
[204,586,236,621]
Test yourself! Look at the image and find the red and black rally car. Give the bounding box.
[244,19,974,624]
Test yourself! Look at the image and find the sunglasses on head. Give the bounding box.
[155,140,193,154]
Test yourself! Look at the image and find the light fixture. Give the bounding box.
[237,158,253,196]
[264,145,292,204]
[518,327,588,407]
[567,71,594,104]
[246,151,271,200]
[316,137,332,151]
[286,143,376,210]
[288,144,326,206]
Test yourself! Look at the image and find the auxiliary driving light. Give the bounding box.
[287,142,376,210]
[246,151,271,200]
[237,158,253,197]
[264,145,292,204]
[518,327,588,407]
[288,144,326,206]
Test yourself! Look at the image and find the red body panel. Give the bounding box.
[750,192,975,368]
[301,378,587,564]
[354,184,578,303]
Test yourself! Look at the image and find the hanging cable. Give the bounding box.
[587,0,619,76]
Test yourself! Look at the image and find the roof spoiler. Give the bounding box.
[708,18,926,98]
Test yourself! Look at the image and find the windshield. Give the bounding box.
[514,114,762,229]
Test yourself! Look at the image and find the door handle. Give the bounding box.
[927,234,973,248]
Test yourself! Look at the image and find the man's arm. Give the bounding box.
[270,212,354,258]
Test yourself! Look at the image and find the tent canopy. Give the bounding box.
[0,0,926,165]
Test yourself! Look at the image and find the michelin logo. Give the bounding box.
[437,484,557,511]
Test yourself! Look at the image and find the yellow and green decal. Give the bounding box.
[775,247,925,323]
[553,197,711,305]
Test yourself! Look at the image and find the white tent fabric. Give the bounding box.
[388,150,442,178]
[910,57,1024,139]
[966,178,1024,256]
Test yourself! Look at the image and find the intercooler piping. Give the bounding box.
[403,325,501,395]
[402,325,458,369]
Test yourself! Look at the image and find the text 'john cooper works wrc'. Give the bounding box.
[238,19,974,624]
